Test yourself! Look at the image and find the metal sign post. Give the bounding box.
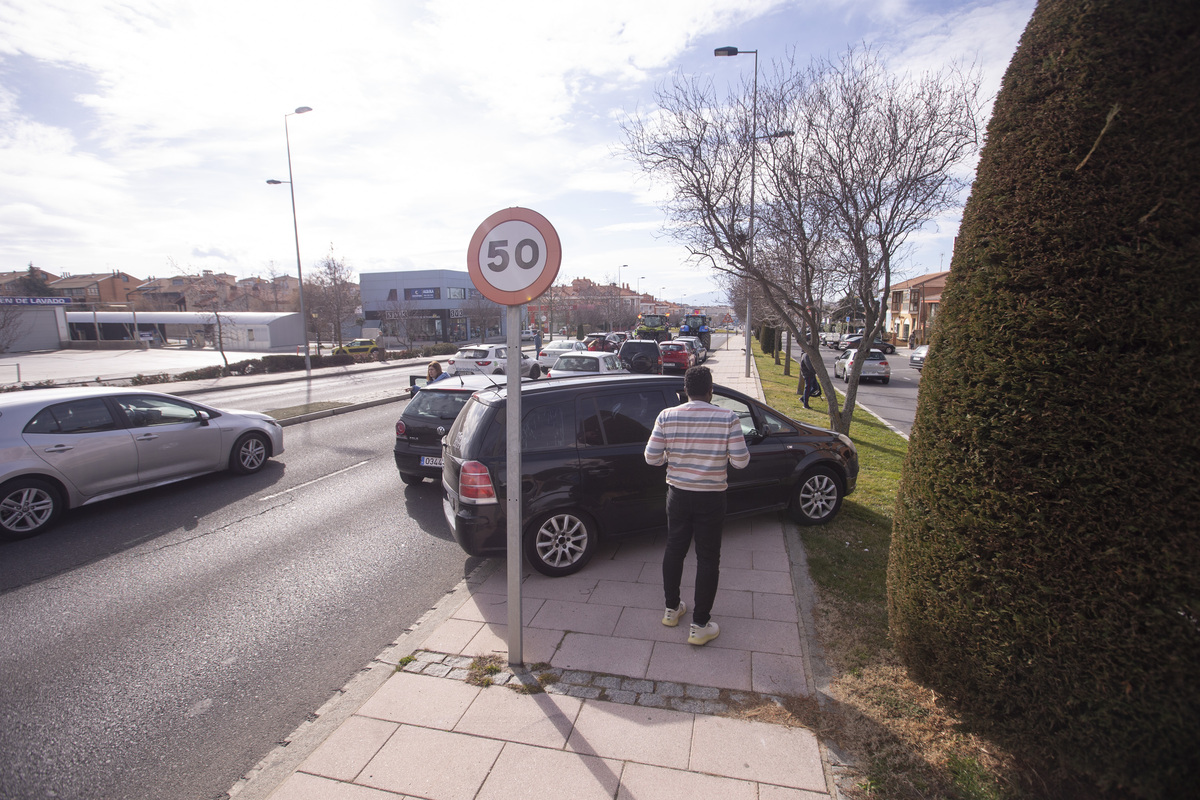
[467,207,561,667]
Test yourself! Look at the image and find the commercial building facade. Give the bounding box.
[359,269,506,345]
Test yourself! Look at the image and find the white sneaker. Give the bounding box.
[688,620,720,645]
[662,601,686,627]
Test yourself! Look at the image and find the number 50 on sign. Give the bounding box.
[467,207,562,306]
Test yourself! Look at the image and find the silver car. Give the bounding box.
[0,387,284,539]
[834,349,892,384]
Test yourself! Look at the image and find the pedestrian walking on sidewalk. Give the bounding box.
[799,350,818,408]
[644,365,750,645]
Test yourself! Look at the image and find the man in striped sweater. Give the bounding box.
[644,366,750,645]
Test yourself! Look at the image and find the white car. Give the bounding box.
[834,348,891,384]
[535,339,588,372]
[546,352,629,379]
[446,344,541,379]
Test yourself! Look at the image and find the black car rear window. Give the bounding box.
[406,390,472,420]
[448,396,497,459]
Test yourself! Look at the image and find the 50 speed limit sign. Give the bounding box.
[467,207,561,306]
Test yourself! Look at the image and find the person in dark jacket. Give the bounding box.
[799,351,818,409]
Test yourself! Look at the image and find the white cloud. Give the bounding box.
[0,0,1034,302]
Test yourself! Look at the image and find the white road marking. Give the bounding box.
[260,460,372,501]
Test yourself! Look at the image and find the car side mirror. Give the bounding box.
[197,410,211,426]
[746,428,767,445]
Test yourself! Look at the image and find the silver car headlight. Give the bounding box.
[837,433,855,451]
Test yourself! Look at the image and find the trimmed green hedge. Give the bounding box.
[888,2,1199,797]
[759,326,775,355]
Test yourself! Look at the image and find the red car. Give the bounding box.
[659,341,695,372]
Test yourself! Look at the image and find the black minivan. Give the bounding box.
[441,375,858,576]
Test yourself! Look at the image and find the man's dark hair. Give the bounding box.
[684,365,713,399]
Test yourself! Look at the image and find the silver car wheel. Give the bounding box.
[0,481,59,537]
[525,511,598,576]
[791,467,843,526]
[231,433,269,474]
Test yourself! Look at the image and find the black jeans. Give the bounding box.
[662,486,727,626]
[801,372,817,405]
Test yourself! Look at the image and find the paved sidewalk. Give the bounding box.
[227,340,841,800]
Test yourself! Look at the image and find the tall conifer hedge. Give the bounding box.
[888,2,1198,796]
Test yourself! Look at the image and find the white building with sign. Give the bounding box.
[0,297,72,353]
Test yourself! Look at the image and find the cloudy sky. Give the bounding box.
[0,0,1033,308]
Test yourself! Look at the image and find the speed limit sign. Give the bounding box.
[467,207,562,306]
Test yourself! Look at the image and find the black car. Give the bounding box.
[440,375,859,576]
[839,336,896,354]
[617,339,664,374]
[394,374,509,485]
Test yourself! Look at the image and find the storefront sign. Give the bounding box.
[0,296,74,306]
[404,287,440,301]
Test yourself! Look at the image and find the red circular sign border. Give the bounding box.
[466,207,562,306]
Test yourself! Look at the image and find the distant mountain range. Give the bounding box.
[678,290,727,307]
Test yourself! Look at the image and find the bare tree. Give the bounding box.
[307,247,359,349]
[381,294,425,350]
[461,291,503,341]
[0,302,31,354]
[539,283,570,338]
[262,260,295,312]
[623,44,982,432]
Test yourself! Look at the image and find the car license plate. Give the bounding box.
[420,456,443,467]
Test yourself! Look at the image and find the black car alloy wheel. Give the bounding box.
[524,509,598,576]
[790,466,844,525]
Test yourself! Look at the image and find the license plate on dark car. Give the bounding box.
[420,456,443,467]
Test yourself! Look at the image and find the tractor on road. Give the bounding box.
[635,313,671,342]
[678,311,712,349]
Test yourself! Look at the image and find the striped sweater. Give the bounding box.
[643,400,751,492]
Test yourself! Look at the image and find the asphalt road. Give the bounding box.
[0,402,480,800]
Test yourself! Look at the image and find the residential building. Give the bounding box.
[0,267,61,295]
[48,271,143,305]
[889,271,949,346]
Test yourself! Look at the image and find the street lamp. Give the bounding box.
[267,105,313,376]
[617,264,628,327]
[714,45,760,378]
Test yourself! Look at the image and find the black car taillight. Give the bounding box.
[460,461,496,501]
[395,419,407,436]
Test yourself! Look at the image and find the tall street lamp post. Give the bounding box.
[714,46,759,378]
[267,105,313,376]
[618,264,627,327]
